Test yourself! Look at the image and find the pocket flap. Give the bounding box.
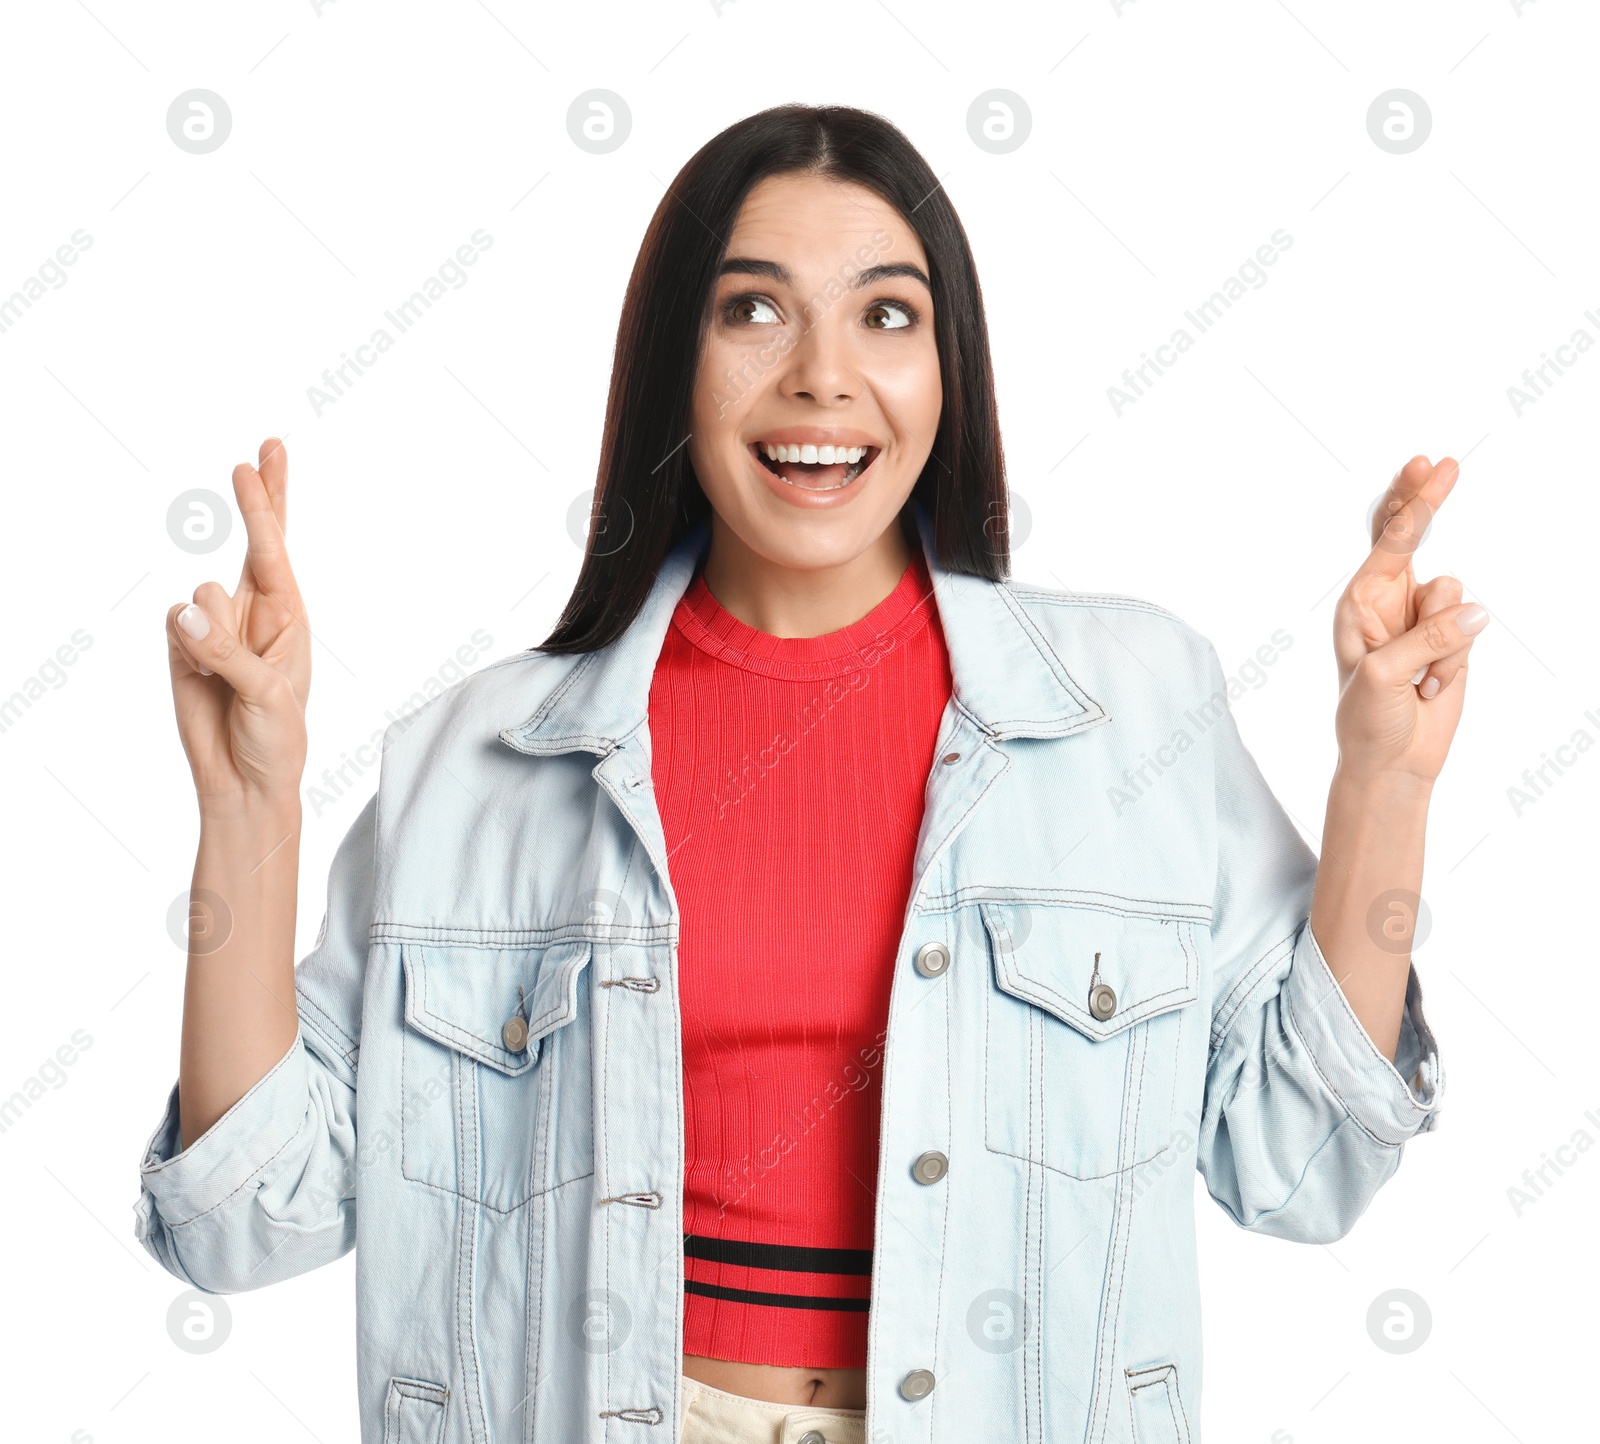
[401,939,593,1074]
[384,1374,447,1444]
[980,900,1201,1041]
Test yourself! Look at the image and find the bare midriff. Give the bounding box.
[682,1353,867,1410]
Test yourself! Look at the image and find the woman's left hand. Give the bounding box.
[1331,454,1490,784]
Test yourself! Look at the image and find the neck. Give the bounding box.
[698,508,917,639]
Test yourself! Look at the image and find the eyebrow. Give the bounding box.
[716,257,932,292]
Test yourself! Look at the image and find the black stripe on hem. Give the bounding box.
[685,1279,871,1313]
[684,1233,873,1276]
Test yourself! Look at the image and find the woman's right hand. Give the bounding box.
[165,437,310,816]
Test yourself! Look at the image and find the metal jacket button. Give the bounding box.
[502,1015,529,1051]
[1088,982,1117,1021]
[899,1368,936,1400]
[913,941,950,978]
[912,1150,948,1184]
[796,1433,826,1444]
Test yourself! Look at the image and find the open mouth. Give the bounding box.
[749,441,880,492]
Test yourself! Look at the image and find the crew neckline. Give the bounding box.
[671,547,938,681]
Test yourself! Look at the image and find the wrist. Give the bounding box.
[1331,758,1436,804]
[197,788,303,834]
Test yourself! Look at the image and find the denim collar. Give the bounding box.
[497,499,1109,757]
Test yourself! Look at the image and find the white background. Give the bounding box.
[1,1,1593,1440]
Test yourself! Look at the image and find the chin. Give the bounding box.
[725,487,911,566]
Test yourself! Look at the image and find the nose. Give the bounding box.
[777,306,859,406]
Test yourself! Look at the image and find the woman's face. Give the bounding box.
[688,172,942,572]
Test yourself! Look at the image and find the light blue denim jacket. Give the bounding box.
[135,501,1442,1443]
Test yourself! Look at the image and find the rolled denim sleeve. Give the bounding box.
[1192,644,1443,1244]
[133,792,377,1292]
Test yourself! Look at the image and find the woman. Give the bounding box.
[139,105,1475,1444]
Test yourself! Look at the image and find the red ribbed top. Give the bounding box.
[647,544,952,1367]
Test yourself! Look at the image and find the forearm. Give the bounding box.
[1307,763,1433,1064]
[178,797,303,1150]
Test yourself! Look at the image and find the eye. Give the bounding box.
[722,294,781,326]
[864,298,918,331]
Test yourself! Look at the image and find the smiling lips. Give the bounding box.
[748,436,881,492]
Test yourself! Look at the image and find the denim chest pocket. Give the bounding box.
[399,937,595,1212]
[979,900,1203,1181]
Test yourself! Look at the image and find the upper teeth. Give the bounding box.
[761,443,869,464]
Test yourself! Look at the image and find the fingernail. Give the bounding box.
[1457,604,1489,635]
[1420,675,1441,699]
[1410,665,1428,686]
[177,603,211,641]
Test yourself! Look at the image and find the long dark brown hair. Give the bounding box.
[538,103,1011,654]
